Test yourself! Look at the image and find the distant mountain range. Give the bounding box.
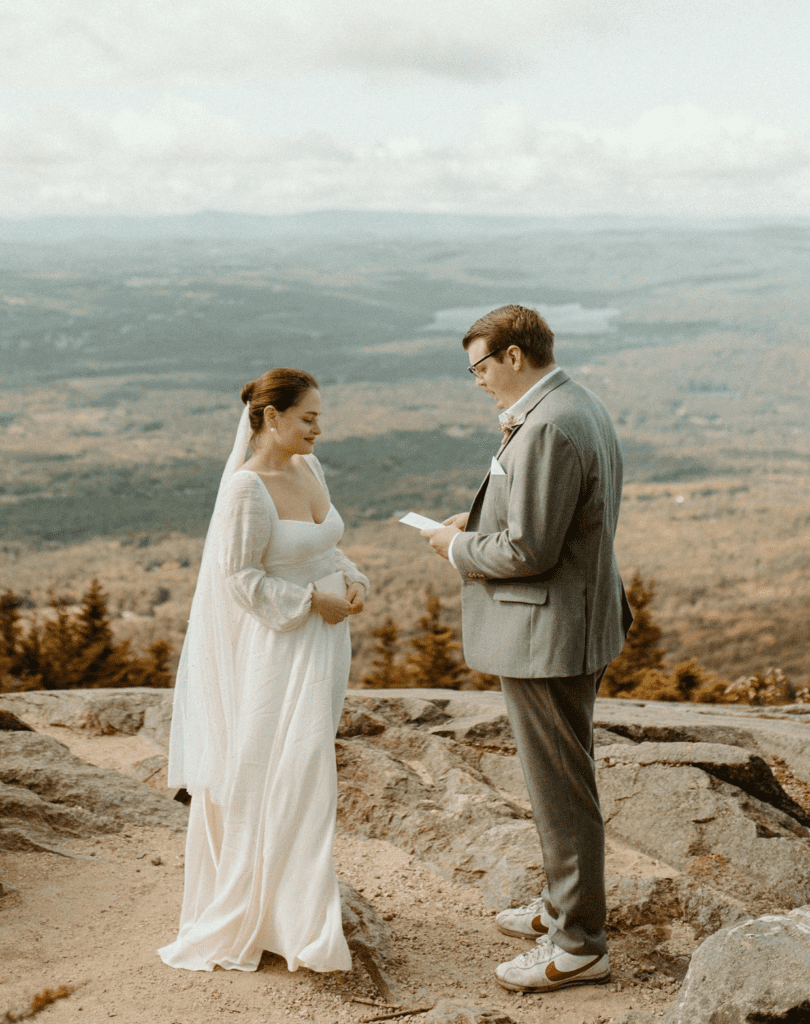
[2,209,807,243]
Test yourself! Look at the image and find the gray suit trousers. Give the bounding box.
[500,669,606,956]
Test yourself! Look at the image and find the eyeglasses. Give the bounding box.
[468,347,506,376]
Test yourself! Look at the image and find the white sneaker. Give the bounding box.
[495,897,550,939]
[495,936,610,992]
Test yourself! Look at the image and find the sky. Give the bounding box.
[2,0,809,220]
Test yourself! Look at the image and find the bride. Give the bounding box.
[158,368,368,974]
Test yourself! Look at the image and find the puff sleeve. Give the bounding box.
[217,472,314,631]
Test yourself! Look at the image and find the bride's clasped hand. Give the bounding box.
[311,581,365,625]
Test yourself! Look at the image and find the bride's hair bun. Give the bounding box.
[240,369,319,442]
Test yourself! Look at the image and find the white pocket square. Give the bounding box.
[490,457,506,476]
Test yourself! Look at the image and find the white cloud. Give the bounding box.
[1,97,807,218]
[0,0,660,88]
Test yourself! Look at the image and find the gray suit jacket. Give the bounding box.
[452,371,632,678]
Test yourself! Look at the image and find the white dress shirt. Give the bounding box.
[448,365,564,568]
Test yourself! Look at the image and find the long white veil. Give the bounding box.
[167,404,251,802]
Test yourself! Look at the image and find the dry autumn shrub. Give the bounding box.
[723,667,810,706]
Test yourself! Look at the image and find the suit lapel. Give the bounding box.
[468,472,490,524]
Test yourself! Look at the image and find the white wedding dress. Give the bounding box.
[158,453,368,973]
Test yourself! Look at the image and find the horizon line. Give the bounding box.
[3,208,809,225]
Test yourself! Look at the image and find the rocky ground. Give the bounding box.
[2,688,810,1024]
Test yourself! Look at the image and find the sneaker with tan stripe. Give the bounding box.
[494,897,550,939]
[495,936,611,992]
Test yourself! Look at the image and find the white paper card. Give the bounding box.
[399,512,444,530]
[490,457,506,476]
[313,570,347,597]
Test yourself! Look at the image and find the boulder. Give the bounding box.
[336,729,537,904]
[598,760,810,908]
[594,698,810,786]
[598,741,810,827]
[0,730,187,853]
[0,688,170,739]
[661,906,810,1024]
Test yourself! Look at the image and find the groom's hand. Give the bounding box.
[420,525,460,561]
[442,512,469,531]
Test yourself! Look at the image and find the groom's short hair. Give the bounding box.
[462,305,555,368]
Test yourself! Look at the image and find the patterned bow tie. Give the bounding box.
[499,415,520,436]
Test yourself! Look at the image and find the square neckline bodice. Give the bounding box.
[236,456,332,526]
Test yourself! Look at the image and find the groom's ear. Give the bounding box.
[506,345,524,370]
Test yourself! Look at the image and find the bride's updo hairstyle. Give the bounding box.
[241,368,319,443]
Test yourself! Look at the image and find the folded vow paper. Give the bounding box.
[398,512,444,530]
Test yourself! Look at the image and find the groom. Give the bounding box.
[421,304,632,993]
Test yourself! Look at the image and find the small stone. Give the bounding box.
[151,855,163,866]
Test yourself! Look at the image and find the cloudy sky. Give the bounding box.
[2,0,808,219]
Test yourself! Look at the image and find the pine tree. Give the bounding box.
[601,572,666,697]
[0,591,22,660]
[143,638,173,689]
[73,579,130,688]
[38,595,86,689]
[0,591,23,683]
[77,579,114,650]
[406,591,467,689]
[15,619,44,690]
[362,617,402,688]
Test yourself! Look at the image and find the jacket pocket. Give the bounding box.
[492,586,548,605]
